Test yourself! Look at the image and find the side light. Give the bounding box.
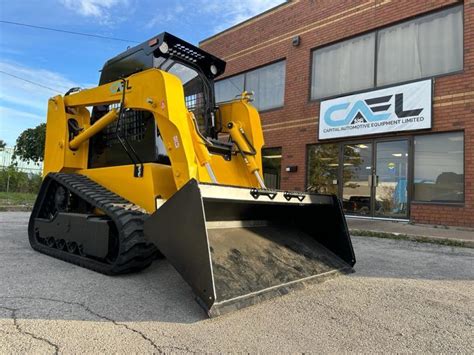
[210,64,217,75]
[159,41,169,54]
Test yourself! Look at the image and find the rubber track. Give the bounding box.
[29,173,158,275]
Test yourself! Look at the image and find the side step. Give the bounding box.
[29,173,157,275]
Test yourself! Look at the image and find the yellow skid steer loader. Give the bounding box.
[29,33,355,317]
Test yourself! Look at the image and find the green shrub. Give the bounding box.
[0,166,42,194]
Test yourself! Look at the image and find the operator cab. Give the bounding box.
[89,32,227,169]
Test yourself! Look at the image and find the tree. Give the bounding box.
[307,144,362,194]
[0,166,42,193]
[307,144,340,194]
[13,123,46,163]
[0,139,6,150]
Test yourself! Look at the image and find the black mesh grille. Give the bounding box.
[88,106,161,168]
[101,106,149,147]
[169,43,205,63]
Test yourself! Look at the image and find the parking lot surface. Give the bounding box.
[1,212,473,353]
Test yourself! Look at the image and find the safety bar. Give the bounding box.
[69,109,118,150]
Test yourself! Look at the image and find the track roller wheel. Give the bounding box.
[66,241,78,254]
[56,239,66,250]
[46,237,56,248]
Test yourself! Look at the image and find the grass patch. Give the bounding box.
[350,229,471,248]
[0,192,37,211]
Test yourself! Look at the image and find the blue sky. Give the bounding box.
[0,0,284,146]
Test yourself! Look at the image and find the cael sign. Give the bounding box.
[319,80,432,140]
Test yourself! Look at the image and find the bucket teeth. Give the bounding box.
[144,179,355,317]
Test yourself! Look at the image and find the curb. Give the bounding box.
[0,206,32,212]
[350,229,473,249]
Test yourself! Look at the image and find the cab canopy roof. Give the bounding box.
[99,32,226,85]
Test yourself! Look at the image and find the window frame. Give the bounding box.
[310,32,377,100]
[309,3,464,102]
[215,58,287,112]
[261,146,283,189]
[214,73,245,103]
[304,131,465,214]
[411,130,465,205]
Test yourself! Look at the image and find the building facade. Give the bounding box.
[200,0,474,227]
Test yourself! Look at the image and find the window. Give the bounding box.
[262,147,282,189]
[310,5,463,99]
[414,132,464,203]
[168,62,207,133]
[215,61,286,111]
[377,6,463,86]
[306,144,339,194]
[245,61,286,111]
[311,33,375,99]
[214,74,244,102]
[153,57,211,135]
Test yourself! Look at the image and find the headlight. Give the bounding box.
[159,41,169,54]
[210,64,217,75]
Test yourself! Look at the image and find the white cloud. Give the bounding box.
[59,0,130,24]
[0,106,44,121]
[0,93,45,112]
[147,3,185,29]
[0,60,77,110]
[202,0,286,33]
[0,61,79,145]
[146,0,285,32]
[0,105,46,147]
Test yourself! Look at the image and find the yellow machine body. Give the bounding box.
[32,33,355,317]
[43,69,264,212]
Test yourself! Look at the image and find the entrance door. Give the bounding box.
[342,143,373,216]
[374,140,409,218]
[341,140,409,218]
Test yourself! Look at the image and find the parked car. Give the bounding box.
[343,196,383,215]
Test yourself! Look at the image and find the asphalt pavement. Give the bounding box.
[1,212,473,353]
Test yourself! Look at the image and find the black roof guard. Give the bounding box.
[100,32,226,84]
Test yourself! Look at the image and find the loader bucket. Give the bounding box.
[144,179,355,317]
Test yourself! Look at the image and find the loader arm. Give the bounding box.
[44,68,265,192]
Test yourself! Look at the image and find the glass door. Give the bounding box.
[262,147,282,189]
[374,140,409,218]
[306,144,340,194]
[342,143,373,216]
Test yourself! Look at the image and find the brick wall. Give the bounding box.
[201,0,474,227]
